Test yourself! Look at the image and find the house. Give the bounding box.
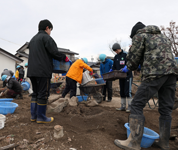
[0,47,23,74]
[15,42,79,77]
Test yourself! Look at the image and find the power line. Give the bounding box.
[0,37,21,46]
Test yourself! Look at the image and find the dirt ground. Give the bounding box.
[0,93,178,150]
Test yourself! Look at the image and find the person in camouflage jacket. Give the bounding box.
[114,22,178,150]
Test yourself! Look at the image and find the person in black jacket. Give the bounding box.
[1,69,14,87]
[0,75,23,99]
[18,66,24,83]
[27,19,69,124]
[112,43,133,112]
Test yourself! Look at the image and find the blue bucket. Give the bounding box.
[95,78,105,84]
[53,59,70,73]
[0,98,13,102]
[0,102,18,115]
[175,57,178,64]
[21,81,30,91]
[77,96,88,102]
[125,123,159,148]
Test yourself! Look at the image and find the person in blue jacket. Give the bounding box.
[112,43,133,112]
[99,54,113,102]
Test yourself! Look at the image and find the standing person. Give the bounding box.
[114,22,178,150]
[24,63,33,96]
[27,19,69,124]
[112,43,133,112]
[18,66,24,83]
[62,58,93,98]
[0,75,23,99]
[15,65,20,80]
[99,54,113,102]
[1,69,14,87]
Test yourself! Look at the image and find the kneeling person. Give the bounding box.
[1,75,23,99]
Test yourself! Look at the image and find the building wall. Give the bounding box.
[0,54,16,74]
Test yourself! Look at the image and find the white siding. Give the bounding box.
[0,54,16,73]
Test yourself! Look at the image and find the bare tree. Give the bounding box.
[160,21,178,56]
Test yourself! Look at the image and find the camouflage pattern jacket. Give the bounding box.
[126,25,178,81]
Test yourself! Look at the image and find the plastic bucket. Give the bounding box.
[125,123,159,148]
[77,96,88,102]
[0,114,6,129]
[81,71,93,85]
[0,98,13,102]
[53,60,70,73]
[95,78,105,84]
[21,81,30,91]
[0,102,18,115]
[175,57,178,64]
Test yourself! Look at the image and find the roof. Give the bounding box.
[0,48,23,63]
[15,42,79,56]
[16,52,29,58]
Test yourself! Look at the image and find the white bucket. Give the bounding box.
[81,70,93,85]
[0,114,6,129]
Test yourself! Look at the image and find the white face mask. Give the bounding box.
[6,76,10,81]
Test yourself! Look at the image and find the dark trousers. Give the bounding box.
[62,76,77,98]
[102,81,112,100]
[30,77,50,104]
[131,75,176,119]
[119,77,132,98]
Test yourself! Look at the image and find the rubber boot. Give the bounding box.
[114,114,145,150]
[36,103,54,124]
[126,97,132,113]
[116,98,126,111]
[154,117,171,150]
[31,98,37,122]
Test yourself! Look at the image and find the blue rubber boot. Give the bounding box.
[36,104,54,124]
[31,98,37,122]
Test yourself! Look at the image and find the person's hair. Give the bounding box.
[38,19,53,31]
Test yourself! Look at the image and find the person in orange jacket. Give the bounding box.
[62,58,93,98]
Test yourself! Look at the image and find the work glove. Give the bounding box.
[109,69,113,72]
[69,60,72,65]
[137,65,141,71]
[89,71,93,76]
[121,66,129,73]
[65,56,69,62]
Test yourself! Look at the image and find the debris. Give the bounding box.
[54,125,64,139]
[69,148,76,150]
[68,137,72,142]
[35,138,45,144]
[68,97,78,107]
[0,143,18,150]
[86,100,98,107]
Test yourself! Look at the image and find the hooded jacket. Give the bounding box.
[66,59,93,84]
[127,25,178,81]
[100,59,113,75]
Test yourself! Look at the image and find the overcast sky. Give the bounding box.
[1,0,178,61]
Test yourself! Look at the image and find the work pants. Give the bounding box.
[62,76,77,98]
[30,77,50,104]
[102,81,112,100]
[119,77,132,98]
[131,74,176,119]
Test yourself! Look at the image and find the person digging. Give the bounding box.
[0,75,23,99]
[114,22,178,150]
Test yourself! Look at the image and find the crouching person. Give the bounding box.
[62,58,93,98]
[0,75,23,99]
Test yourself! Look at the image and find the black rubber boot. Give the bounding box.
[154,117,171,150]
[31,97,37,122]
[36,103,54,124]
[114,114,145,150]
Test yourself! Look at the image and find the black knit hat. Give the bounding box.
[130,22,146,38]
[112,43,121,51]
[38,19,53,31]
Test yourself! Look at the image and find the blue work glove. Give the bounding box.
[121,66,129,73]
[101,75,103,78]
[69,60,72,65]
[137,65,141,71]
[109,69,113,72]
